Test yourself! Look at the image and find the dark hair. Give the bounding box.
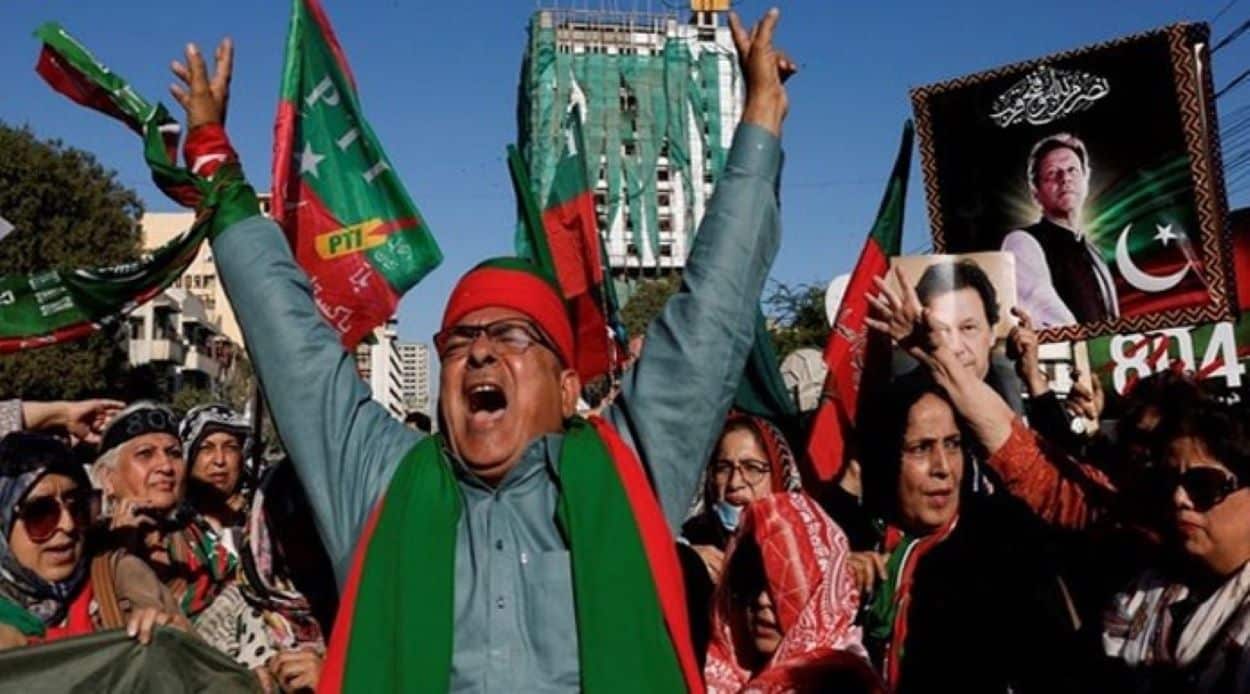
[914,259,1000,326]
[1154,397,1250,481]
[859,375,973,519]
[1027,133,1089,188]
[0,432,86,487]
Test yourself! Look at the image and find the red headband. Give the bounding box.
[441,266,574,367]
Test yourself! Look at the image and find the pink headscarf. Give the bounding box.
[704,492,879,693]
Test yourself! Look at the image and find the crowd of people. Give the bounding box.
[1,7,1249,694]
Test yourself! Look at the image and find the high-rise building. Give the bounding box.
[354,318,406,421]
[517,4,742,282]
[396,342,432,417]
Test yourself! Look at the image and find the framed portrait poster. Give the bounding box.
[910,22,1236,342]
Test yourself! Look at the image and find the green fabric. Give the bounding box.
[0,627,261,693]
[5,24,230,353]
[508,144,558,274]
[517,17,730,266]
[865,535,917,644]
[733,308,799,427]
[0,596,46,637]
[203,164,263,241]
[344,419,684,692]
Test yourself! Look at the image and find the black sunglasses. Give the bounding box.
[15,489,93,543]
[1172,467,1243,513]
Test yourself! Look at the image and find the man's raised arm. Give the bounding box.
[169,40,417,583]
[605,9,795,528]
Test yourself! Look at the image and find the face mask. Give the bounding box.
[714,501,744,532]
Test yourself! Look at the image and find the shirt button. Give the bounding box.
[495,539,503,551]
[496,597,506,610]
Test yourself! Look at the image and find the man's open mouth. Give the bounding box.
[467,383,508,417]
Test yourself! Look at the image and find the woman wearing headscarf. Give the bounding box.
[180,402,254,539]
[0,432,187,648]
[678,414,803,664]
[237,461,328,693]
[682,414,803,578]
[703,492,879,693]
[93,402,279,688]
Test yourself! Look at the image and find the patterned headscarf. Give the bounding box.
[178,402,253,470]
[236,466,325,652]
[704,492,873,693]
[0,433,91,626]
[162,510,238,617]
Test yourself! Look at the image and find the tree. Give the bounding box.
[763,280,829,360]
[620,273,682,338]
[0,123,142,399]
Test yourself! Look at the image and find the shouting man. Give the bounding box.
[168,8,794,693]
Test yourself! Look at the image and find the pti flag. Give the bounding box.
[273,0,442,348]
[509,105,623,381]
[806,122,913,482]
[9,23,224,354]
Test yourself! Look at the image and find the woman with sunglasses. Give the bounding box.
[1101,398,1250,692]
[0,432,188,649]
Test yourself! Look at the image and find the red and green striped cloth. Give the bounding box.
[3,24,251,355]
[509,105,624,382]
[806,122,913,483]
[272,0,442,349]
[320,418,703,693]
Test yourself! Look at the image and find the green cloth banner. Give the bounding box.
[1,23,243,355]
[0,628,261,693]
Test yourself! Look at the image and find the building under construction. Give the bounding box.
[517,1,742,286]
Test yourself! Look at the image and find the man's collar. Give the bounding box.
[448,433,564,491]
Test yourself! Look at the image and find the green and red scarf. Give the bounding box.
[865,517,958,688]
[320,417,702,693]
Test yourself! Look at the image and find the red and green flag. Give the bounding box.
[273,0,442,349]
[2,24,229,354]
[508,105,624,382]
[806,122,913,483]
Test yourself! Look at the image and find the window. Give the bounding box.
[623,142,636,156]
[128,317,144,340]
[658,217,672,232]
[660,243,674,258]
[626,243,639,256]
[657,193,670,207]
[657,168,669,182]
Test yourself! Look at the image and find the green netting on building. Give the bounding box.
[516,12,736,271]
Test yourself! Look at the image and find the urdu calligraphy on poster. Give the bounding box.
[989,65,1110,127]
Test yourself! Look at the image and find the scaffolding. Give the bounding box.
[517,7,740,279]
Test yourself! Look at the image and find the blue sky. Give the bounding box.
[2,1,1249,346]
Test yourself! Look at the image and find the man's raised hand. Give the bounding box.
[730,8,797,136]
[170,38,233,130]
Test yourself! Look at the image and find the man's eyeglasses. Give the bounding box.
[15,490,93,543]
[713,459,771,486]
[434,319,555,361]
[1171,466,1244,513]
